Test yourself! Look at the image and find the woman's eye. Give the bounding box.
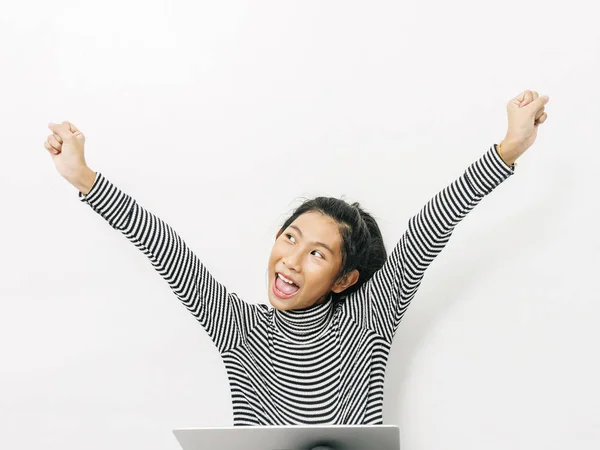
[284,234,323,259]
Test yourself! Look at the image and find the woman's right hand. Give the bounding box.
[45,121,89,181]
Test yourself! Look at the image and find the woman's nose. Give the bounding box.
[283,251,301,271]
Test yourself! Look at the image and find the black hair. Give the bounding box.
[279,197,387,301]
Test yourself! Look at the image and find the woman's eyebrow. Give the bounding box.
[289,225,334,255]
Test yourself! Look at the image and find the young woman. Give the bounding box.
[44,90,549,426]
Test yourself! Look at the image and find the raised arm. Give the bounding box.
[341,88,550,342]
[44,122,260,354]
[342,144,515,342]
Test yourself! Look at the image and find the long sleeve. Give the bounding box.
[77,173,260,353]
[342,144,515,343]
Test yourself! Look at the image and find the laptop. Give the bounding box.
[173,425,400,450]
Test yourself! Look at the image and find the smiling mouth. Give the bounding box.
[273,272,300,299]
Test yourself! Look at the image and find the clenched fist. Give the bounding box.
[45,121,95,194]
[501,90,550,165]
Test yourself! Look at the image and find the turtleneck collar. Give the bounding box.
[273,294,335,342]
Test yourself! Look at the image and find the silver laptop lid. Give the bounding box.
[173,425,400,450]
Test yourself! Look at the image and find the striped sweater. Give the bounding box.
[78,144,514,425]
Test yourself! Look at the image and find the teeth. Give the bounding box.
[278,273,296,285]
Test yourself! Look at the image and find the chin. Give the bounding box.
[268,292,298,311]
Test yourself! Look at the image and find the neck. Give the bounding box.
[273,294,334,342]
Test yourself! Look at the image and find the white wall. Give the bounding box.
[2,0,599,449]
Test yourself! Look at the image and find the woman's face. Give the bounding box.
[267,211,358,311]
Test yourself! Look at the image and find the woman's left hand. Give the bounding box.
[501,90,550,163]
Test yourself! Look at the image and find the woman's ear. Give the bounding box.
[331,269,360,293]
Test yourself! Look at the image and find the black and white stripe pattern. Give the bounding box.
[78,144,514,425]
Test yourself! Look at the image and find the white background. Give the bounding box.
[2,1,599,449]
